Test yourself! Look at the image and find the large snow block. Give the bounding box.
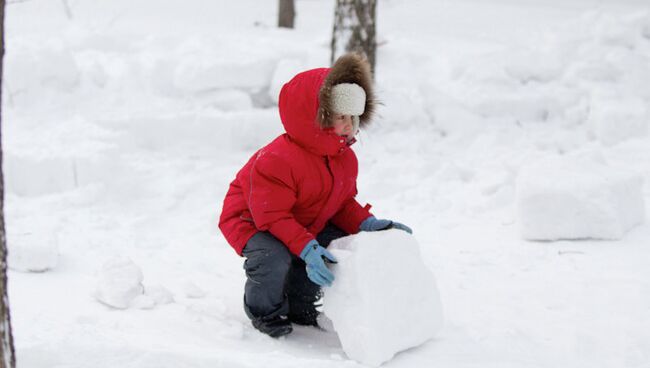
[589,96,648,146]
[516,155,645,240]
[323,230,443,366]
[7,230,58,272]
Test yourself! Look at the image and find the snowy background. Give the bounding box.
[4,0,650,367]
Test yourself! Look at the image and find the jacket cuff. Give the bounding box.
[299,239,320,260]
[359,216,377,232]
[331,201,373,234]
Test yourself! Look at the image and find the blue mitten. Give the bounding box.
[359,216,413,234]
[300,240,338,287]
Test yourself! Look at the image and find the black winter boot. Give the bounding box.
[244,299,293,338]
[251,315,293,338]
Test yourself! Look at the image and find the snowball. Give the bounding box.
[268,58,304,105]
[7,231,58,272]
[588,96,648,146]
[516,154,645,241]
[323,231,443,366]
[95,257,145,309]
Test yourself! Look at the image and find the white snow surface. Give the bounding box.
[5,0,650,367]
[516,153,646,240]
[324,230,443,366]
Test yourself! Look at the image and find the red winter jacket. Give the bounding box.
[219,55,376,256]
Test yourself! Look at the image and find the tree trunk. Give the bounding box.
[0,0,16,366]
[331,0,377,75]
[278,0,295,29]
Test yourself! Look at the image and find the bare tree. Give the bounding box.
[331,0,377,74]
[0,0,16,366]
[60,0,73,20]
[278,0,295,29]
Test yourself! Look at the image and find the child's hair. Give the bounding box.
[317,53,376,129]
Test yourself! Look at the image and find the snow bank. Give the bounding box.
[172,36,276,93]
[516,154,645,240]
[110,109,282,154]
[436,10,650,129]
[323,231,443,366]
[7,231,58,273]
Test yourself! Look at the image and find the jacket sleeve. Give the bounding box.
[248,151,314,256]
[329,186,373,235]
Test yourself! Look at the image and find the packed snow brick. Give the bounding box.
[95,257,145,309]
[589,96,648,146]
[7,231,58,272]
[516,155,645,240]
[209,89,253,111]
[5,154,80,196]
[323,230,443,367]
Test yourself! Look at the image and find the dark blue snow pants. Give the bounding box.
[242,224,347,325]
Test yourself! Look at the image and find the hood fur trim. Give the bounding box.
[318,53,376,129]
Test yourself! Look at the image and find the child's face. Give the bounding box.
[332,114,354,139]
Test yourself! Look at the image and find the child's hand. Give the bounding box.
[300,240,338,287]
[359,216,413,234]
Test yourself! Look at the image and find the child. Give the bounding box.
[219,53,412,338]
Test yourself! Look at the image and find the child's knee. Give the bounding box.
[244,245,292,279]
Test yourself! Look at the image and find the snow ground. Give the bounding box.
[4,0,650,367]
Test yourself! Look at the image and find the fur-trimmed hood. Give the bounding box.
[318,53,375,129]
[278,53,375,157]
